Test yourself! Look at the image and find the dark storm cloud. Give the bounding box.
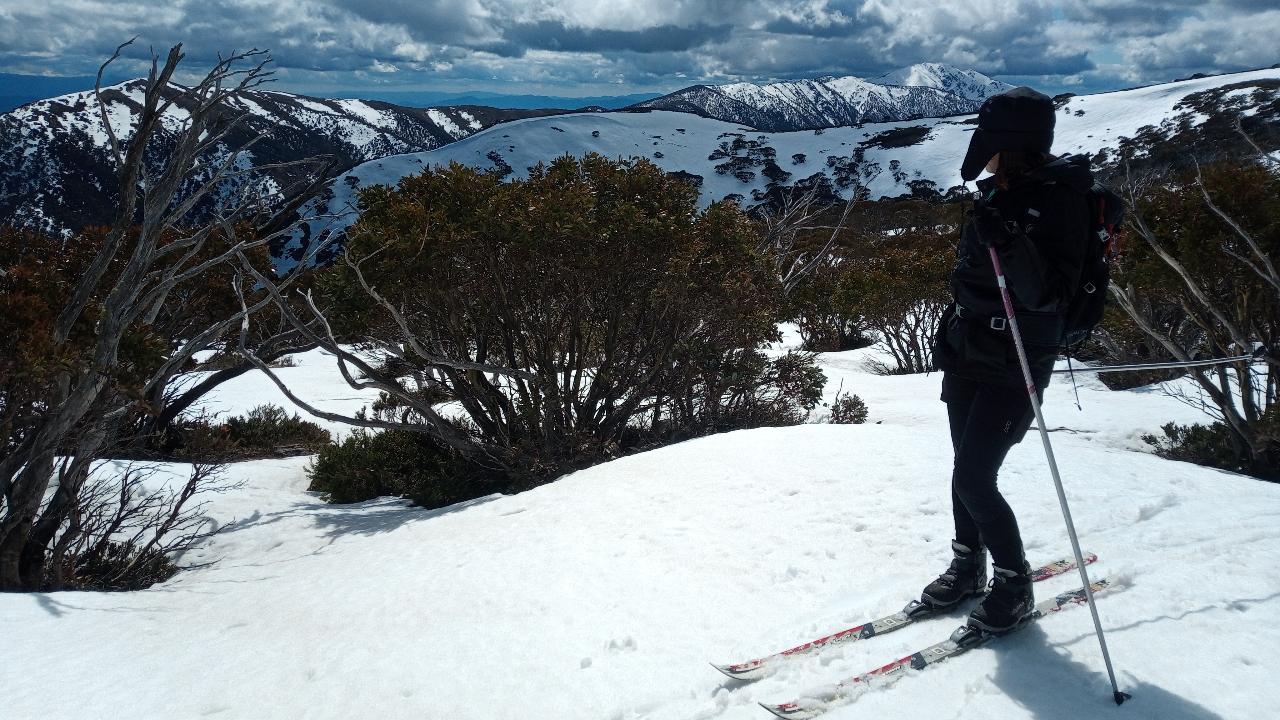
[329,0,492,44]
[1000,40,1096,77]
[762,16,860,38]
[502,21,733,55]
[1058,0,1206,38]
[0,0,1274,97]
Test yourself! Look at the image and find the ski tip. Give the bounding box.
[1114,690,1132,705]
[710,661,735,677]
[759,701,811,719]
[759,702,785,719]
[711,661,762,682]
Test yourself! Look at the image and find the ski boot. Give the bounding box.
[968,561,1035,633]
[919,541,988,610]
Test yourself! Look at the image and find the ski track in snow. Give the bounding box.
[2,338,1278,720]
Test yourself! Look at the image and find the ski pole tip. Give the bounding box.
[1114,691,1131,705]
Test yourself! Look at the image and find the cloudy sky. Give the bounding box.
[0,0,1276,98]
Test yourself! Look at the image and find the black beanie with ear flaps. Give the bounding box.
[960,86,1056,181]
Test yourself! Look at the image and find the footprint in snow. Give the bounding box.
[606,636,638,653]
[1136,493,1180,522]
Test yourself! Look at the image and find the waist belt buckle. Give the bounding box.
[989,316,1007,331]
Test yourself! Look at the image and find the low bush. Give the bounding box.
[1143,416,1280,481]
[69,541,180,592]
[225,404,331,453]
[42,462,235,591]
[696,350,827,431]
[308,428,508,509]
[309,154,817,488]
[827,392,869,424]
[129,404,330,462]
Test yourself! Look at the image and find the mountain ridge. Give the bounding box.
[286,66,1280,267]
[631,63,1014,131]
[0,79,567,236]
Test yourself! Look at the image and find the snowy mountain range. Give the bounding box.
[631,63,1013,131]
[0,80,562,235]
[0,63,1012,237]
[6,63,1278,259]
[288,67,1280,266]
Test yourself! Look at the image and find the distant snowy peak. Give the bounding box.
[14,79,484,158]
[874,63,1014,101]
[634,65,1009,131]
[0,79,557,236]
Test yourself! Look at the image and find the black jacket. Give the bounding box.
[934,154,1094,392]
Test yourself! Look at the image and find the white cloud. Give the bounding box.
[0,0,1273,96]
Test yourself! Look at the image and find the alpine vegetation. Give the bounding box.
[246,155,826,507]
[0,43,330,591]
[3,8,1280,720]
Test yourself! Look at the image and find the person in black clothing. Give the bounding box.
[920,87,1094,632]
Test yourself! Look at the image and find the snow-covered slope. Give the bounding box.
[874,62,1014,102]
[290,67,1280,263]
[0,80,557,235]
[2,339,1277,720]
[633,63,1011,131]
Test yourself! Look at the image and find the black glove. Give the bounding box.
[972,204,1020,248]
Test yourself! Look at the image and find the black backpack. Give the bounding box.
[1061,183,1124,349]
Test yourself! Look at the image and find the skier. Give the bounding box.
[923,87,1095,633]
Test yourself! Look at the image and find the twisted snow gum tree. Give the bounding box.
[781,197,956,372]
[0,42,327,590]
[1112,151,1280,477]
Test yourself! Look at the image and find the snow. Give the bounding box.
[291,96,339,115]
[875,63,1014,101]
[427,108,465,138]
[293,109,976,249]
[233,96,278,126]
[458,109,483,131]
[335,99,396,130]
[3,335,1279,719]
[821,76,884,101]
[174,348,384,441]
[1051,69,1280,155]
[290,66,1280,262]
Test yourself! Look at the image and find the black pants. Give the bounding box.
[942,374,1036,571]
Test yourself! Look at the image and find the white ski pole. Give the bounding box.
[987,245,1129,705]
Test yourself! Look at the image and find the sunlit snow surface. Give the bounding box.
[2,338,1277,719]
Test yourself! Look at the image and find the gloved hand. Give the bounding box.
[972,204,1020,248]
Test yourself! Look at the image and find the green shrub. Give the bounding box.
[1143,418,1279,481]
[828,392,869,424]
[70,541,180,592]
[313,154,805,486]
[225,404,331,452]
[308,428,507,509]
[128,404,330,462]
[782,198,954,371]
[689,350,827,434]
